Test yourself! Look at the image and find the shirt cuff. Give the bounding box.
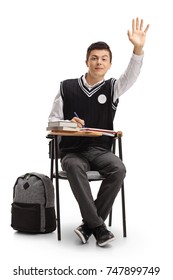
[131,52,144,61]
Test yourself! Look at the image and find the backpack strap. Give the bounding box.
[29,173,55,208]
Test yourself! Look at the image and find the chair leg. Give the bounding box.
[121,183,127,237]
[54,135,61,240]
[118,136,127,237]
[108,208,112,227]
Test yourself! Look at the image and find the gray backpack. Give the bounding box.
[11,172,56,233]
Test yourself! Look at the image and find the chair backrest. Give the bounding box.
[47,134,61,159]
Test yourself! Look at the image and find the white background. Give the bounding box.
[0,0,173,279]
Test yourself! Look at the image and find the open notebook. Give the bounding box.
[80,127,116,137]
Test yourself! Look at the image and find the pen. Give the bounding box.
[74,112,85,127]
[74,112,80,118]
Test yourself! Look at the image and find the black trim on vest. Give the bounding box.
[78,76,105,97]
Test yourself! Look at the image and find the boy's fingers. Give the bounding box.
[71,117,85,127]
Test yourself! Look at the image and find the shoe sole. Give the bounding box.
[74,229,87,244]
[97,237,116,247]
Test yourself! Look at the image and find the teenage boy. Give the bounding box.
[49,18,149,246]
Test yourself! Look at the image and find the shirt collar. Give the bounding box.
[82,74,104,90]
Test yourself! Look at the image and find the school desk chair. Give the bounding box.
[47,132,127,241]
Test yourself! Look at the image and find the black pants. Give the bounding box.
[61,147,126,229]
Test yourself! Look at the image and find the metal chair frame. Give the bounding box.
[47,132,127,240]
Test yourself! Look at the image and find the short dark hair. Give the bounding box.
[86,41,112,62]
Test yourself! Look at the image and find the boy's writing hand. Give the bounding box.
[71,117,85,128]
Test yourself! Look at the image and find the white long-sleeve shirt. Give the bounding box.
[49,53,143,122]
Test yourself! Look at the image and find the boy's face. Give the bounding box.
[86,49,112,79]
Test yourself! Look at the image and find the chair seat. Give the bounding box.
[58,170,105,181]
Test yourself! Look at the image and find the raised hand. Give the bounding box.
[128,17,150,55]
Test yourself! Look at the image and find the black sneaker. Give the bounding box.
[74,224,92,244]
[92,224,115,247]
